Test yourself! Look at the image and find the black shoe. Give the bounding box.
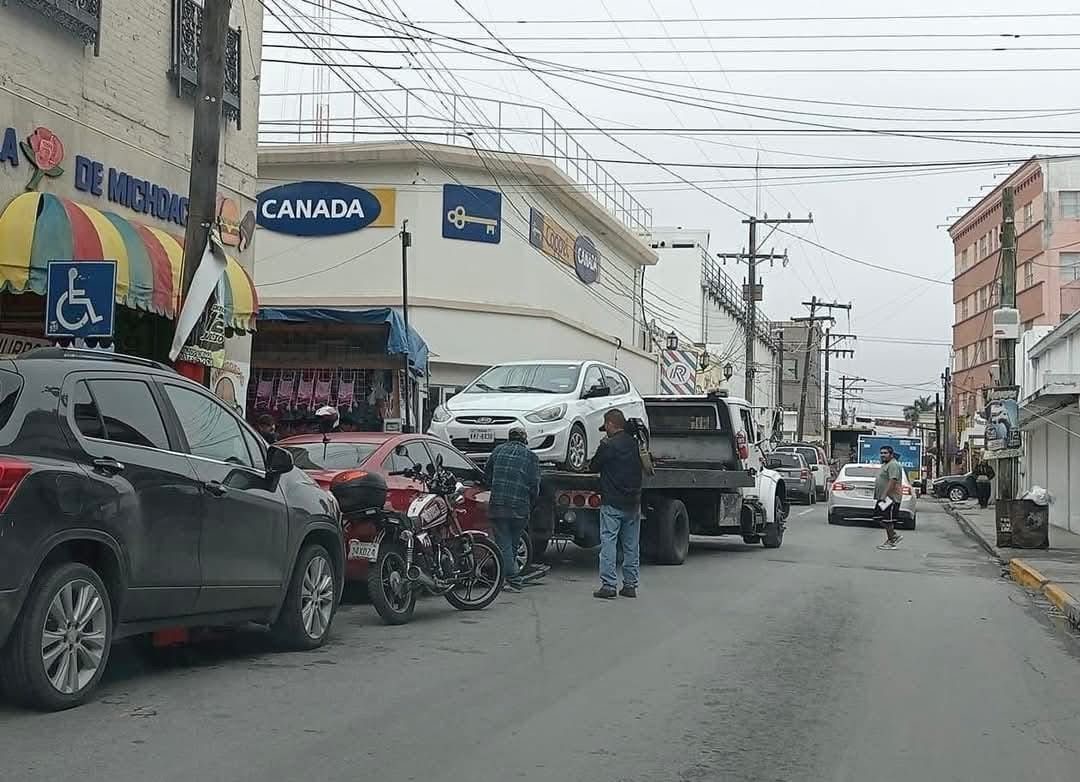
[619,586,637,598]
[593,585,617,600]
[520,564,550,582]
[503,580,523,593]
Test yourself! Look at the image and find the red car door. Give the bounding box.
[424,440,491,533]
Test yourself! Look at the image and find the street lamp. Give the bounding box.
[723,362,734,380]
[666,331,679,351]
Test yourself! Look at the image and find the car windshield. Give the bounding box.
[842,466,879,478]
[465,363,582,394]
[282,442,379,471]
[781,446,818,464]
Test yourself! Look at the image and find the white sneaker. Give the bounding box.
[877,541,897,550]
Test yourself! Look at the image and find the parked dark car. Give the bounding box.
[931,473,979,502]
[0,349,344,711]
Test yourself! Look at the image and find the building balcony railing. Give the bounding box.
[12,0,101,54]
[168,0,242,127]
[259,86,652,237]
[700,252,778,350]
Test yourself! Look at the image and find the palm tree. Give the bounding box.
[903,396,934,434]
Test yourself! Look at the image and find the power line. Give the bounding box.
[407,12,1080,25]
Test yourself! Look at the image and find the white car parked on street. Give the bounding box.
[428,360,648,471]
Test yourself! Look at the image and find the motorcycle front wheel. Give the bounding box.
[368,542,417,625]
[445,538,503,611]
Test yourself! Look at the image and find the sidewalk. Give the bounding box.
[946,499,1080,630]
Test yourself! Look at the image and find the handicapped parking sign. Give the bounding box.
[45,261,116,340]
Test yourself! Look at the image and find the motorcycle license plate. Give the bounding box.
[468,429,495,443]
[348,540,378,561]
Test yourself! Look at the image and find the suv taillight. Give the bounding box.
[800,470,809,480]
[0,458,32,512]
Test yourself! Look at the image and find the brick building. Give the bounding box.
[0,1,261,388]
[947,157,1080,435]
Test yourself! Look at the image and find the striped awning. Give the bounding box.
[0,192,258,333]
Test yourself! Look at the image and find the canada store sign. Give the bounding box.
[256,181,397,236]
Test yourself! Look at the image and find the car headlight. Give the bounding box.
[431,405,451,423]
[526,403,567,423]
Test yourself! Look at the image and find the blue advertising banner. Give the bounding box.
[442,184,501,243]
[45,261,116,340]
[857,435,923,482]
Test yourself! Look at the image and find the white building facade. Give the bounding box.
[255,142,660,428]
[1018,315,1080,533]
[645,227,779,415]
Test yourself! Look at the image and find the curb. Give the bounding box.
[1009,559,1050,589]
[943,502,1002,561]
[1042,583,1080,628]
[943,502,1080,632]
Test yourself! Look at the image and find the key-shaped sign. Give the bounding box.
[446,205,497,235]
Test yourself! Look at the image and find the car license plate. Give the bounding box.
[348,540,378,561]
[468,429,495,443]
[856,488,875,498]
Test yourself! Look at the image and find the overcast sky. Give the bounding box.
[259,0,1080,417]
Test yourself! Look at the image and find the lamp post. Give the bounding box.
[724,362,734,381]
[666,331,679,351]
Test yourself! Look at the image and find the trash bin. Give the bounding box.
[997,499,1050,549]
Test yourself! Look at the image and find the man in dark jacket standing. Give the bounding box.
[590,409,643,599]
[484,428,541,592]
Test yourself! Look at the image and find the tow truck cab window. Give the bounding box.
[648,404,725,433]
[739,408,756,443]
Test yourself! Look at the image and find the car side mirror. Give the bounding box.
[436,453,444,469]
[584,384,610,399]
[266,445,294,475]
[394,444,409,457]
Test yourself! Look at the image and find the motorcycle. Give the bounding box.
[330,454,503,625]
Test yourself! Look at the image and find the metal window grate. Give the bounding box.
[169,0,242,127]
[12,0,101,54]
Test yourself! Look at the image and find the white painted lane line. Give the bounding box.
[797,508,815,516]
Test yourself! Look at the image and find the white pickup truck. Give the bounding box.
[530,391,789,564]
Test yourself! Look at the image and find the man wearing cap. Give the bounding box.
[484,428,542,592]
[590,408,643,599]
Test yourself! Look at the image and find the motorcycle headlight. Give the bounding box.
[526,403,567,423]
[431,405,451,423]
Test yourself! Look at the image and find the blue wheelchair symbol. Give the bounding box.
[46,261,117,340]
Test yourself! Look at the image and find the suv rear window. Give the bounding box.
[647,404,727,433]
[775,453,802,468]
[0,369,23,430]
[782,446,818,464]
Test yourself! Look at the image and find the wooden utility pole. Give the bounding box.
[839,375,865,425]
[998,186,1018,502]
[176,0,233,384]
[775,328,784,409]
[793,298,850,440]
[935,391,942,477]
[941,367,953,467]
[717,212,812,404]
[821,333,856,448]
[400,220,413,433]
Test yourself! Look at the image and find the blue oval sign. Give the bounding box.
[257,181,382,236]
[574,235,601,284]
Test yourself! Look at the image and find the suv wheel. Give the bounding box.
[272,544,337,650]
[1,563,113,711]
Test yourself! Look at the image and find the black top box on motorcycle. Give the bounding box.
[331,469,388,513]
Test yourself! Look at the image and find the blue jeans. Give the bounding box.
[492,515,528,585]
[599,504,640,589]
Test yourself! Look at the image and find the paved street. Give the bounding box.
[3,501,1080,782]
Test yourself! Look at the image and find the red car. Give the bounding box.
[276,432,495,581]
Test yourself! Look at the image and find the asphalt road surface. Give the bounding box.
[3,501,1080,782]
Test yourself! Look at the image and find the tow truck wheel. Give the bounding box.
[653,498,691,565]
[762,497,785,549]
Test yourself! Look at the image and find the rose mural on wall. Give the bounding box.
[20,127,65,191]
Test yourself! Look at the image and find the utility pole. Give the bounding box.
[998,186,1018,502]
[400,220,413,433]
[941,367,952,468]
[717,212,812,404]
[176,0,233,384]
[793,298,851,440]
[839,375,865,425]
[935,391,942,477]
[775,328,784,409]
[822,332,856,455]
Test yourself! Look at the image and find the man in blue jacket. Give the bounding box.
[484,428,541,591]
[590,409,643,599]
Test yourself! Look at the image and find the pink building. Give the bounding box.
[948,158,1080,431]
